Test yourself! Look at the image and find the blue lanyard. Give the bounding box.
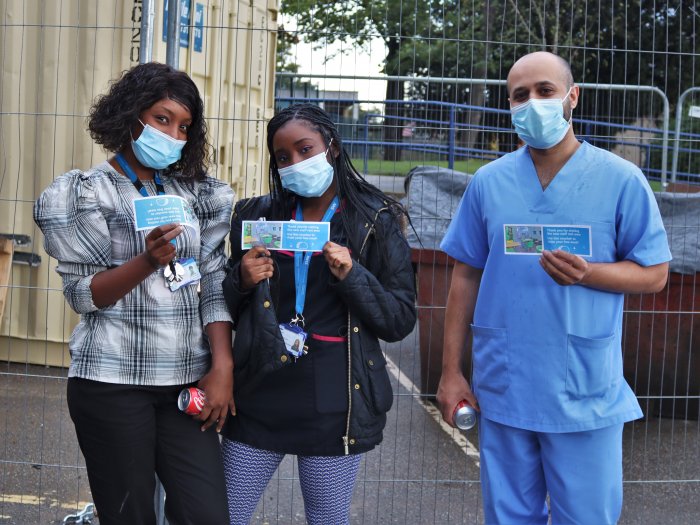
[115,153,165,196]
[116,153,176,250]
[293,196,340,320]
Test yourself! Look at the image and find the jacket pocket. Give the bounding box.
[365,350,393,414]
[471,324,509,394]
[313,340,349,414]
[566,333,615,399]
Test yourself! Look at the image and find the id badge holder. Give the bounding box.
[166,257,201,292]
[279,322,308,359]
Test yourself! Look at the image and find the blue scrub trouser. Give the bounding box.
[478,418,624,525]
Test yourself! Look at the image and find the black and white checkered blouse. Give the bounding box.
[34,162,234,386]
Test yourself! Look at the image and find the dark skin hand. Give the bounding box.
[322,241,353,281]
[144,223,181,266]
[240,246,274,289]
[241,242,353,285]
[196,321,235,432]
[90,223,182,307]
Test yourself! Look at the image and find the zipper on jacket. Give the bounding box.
[342,207,388,455]
[343,312,352,456]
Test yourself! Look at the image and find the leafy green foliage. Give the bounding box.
[281,1,699,171]
[282,1,697,107]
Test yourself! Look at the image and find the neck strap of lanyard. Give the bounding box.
[292,196,340,323]
[115,153,165,196]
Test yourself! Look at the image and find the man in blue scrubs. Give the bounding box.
[437,52,671,524]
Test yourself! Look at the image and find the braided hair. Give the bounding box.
[266,103,408,256]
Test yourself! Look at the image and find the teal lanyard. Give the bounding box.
[116,153,176,249]
[293,196,340,320]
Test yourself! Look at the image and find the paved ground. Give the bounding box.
[363,175,408,198]
[1,329,698,524]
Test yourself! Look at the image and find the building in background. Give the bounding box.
[0,0,279,366]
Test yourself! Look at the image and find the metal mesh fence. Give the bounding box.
[1,0,699,524]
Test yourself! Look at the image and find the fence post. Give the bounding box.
[139,0,155,63]
[165,0,181,68]
[364,114,370,175]
[671,87,700,184]
[448,106,456,169]
[645,143,652,178]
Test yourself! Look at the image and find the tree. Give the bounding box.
[281,1,699,161]
[492,1,697,113]
[281,0,433,161]
[276,24,300,74]
[389,1,698,150]
[489,1,699,166]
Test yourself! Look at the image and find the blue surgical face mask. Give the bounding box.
[131,120,187,170]
[278,143,334,197]
[510,87,573,149]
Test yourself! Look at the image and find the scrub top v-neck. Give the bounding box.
[514,142,586,214]
[441,141,671,433]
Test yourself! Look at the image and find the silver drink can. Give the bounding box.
[453,400,477,430]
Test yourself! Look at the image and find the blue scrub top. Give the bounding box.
[441,142,672,432]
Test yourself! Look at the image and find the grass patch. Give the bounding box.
[351,158,490,176]
[649,180,663,192]
[353,159,670,194]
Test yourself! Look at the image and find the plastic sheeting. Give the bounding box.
[404,165,699,274]
[404,166,472,249]
[656,192,700,275]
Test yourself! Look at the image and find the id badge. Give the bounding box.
[279,323,308,359]
[166,257,201,292]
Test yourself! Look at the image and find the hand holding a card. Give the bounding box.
[323,241,353,281]
[144,223,183,268]
[539,249,591,286]
[240,246,274,289]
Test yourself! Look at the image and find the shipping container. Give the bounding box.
[0,0,278,365]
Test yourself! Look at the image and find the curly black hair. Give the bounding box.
[88,62,209,179]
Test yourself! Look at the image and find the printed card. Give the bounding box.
[242,220,330,252]
[504,224,592,257]
[133,195,197,231]
[542,225,592,256]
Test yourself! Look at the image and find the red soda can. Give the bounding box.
[178,387,206,415]
[453,400,477,430]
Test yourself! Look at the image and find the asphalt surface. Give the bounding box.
[1,325,698,524]
[0,173,697,523]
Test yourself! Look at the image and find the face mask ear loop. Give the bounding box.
[563,86,574,125]
[130,119,147,142]
[325,138,337,173]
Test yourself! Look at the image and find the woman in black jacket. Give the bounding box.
[220,103,416,525]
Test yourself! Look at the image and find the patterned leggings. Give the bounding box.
[221,438,362,525]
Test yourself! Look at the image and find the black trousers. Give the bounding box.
[67,378,229,525]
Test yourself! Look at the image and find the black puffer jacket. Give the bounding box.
[221,194,416,454]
